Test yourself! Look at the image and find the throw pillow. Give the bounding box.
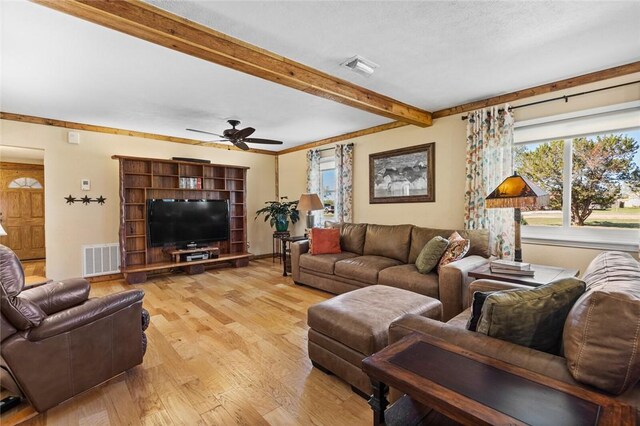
[415,236,450,274]
[437,232,470,273]
[476,277,585,355]
[310,228,341,255]
[466,290,490,332]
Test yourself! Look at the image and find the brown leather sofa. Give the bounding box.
[0,244,149,412]
[291,223,490,320]
[388,251,640,419]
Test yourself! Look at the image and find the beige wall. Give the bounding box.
[0,120,276,279]
[279,72,640,272]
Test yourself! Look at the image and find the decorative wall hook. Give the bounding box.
[65,195,107,205]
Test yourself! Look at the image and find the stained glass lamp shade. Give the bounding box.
[485,173,549,262]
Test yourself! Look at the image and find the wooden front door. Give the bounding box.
[0,162,45,260]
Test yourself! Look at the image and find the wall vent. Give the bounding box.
[82,244,120,277]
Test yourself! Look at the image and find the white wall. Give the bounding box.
[279,72,640,274]
[0,120,276,279]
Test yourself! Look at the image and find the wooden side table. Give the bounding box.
[362,332,635,426]
[281,235,307,277]
[468,263,579,287]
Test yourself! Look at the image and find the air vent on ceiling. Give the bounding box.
[340,55,379,77]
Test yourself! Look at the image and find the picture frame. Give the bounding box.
[369,142,435,203]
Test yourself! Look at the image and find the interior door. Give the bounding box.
[0,162,45,260]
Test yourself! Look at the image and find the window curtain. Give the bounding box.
[334,143,354,223]
[306,149,321,194]
[464,105,515,259]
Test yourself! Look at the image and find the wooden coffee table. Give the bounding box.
[362,332,635,426]
[468,263,579,287]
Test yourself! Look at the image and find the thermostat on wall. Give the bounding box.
[81,179,90,191]
[68,131,80,144]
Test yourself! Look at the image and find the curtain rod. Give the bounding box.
[461,80,640,120]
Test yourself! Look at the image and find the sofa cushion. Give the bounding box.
[378,264,439,298]
[307,285,442,355]
[477,277,585,355]
[299,252,359,275]
[310,228,341,255]
[335,256,402,284]
[340,223,367,255]
[564,251,640,395]
[415,236,449,274]
[363,224,413,263]
[409,227,490,264]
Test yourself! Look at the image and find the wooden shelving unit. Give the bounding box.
[113,155,250,284]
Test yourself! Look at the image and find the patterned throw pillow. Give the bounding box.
[437,231,470,273]
[415,236,450,274]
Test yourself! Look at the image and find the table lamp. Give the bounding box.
[297,193,324,229]
[0,223,6,237]
[485,172,549,262]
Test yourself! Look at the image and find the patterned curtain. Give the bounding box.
[464,105,515,259]
[334,143,354,223]
[306,149,321,194]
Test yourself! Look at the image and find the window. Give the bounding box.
[514,101,640,251]
[319,156,336,220]
[8,177,42,189]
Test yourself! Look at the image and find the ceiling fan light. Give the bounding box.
[341,55,378,77]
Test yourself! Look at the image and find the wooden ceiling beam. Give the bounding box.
[0,112,277,155]
[432,61,640,119]
[276,121,408,155]
[31,0,432,127]
[276,62,640,154]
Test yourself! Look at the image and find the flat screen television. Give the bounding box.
[147,199,229,248]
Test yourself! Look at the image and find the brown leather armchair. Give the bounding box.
[0,244,149,412]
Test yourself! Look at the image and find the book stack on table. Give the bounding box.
[490,259,535,276]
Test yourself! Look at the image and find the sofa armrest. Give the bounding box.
[291,240,309,282]
[467,279,533,307]
[438,255,489,321]
[21,278,90,315]
[389,314,577,385]
[26,289,144,341]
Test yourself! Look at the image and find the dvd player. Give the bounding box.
[183,253,209,262]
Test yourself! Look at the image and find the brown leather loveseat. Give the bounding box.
[0,244,149,412]
[389,251,640,420]
[291,223,490,320]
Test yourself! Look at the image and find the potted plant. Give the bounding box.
[255,197,300,232]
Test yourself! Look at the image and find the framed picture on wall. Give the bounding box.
[369,142,435,203]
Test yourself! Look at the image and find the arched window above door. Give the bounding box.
[8,177,42,189]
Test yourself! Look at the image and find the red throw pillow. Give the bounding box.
[310,228,341,255]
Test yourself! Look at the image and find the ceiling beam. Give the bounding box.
[276,62,640,154]
[31,0,432,127]
[432,61,640,119]
[0,112,277,155]
[277,121,409,155]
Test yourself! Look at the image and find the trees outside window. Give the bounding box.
[515,130,640,230]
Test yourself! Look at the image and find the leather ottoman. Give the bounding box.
[307,284,442,396]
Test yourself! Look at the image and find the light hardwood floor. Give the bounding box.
[2,259,372,426]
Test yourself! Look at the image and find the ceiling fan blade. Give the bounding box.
[233,140,250,150]
[234,127,255,140]
[243,138,283,145]
[186,128,225,138]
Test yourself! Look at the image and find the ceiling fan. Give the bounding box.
[186,120,283,151]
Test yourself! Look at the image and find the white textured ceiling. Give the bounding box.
[2,1,639,151]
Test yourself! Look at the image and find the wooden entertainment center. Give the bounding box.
[113,155,251,284]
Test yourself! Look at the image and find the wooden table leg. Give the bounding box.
[282,239,288,276]
[368,379,388,426]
